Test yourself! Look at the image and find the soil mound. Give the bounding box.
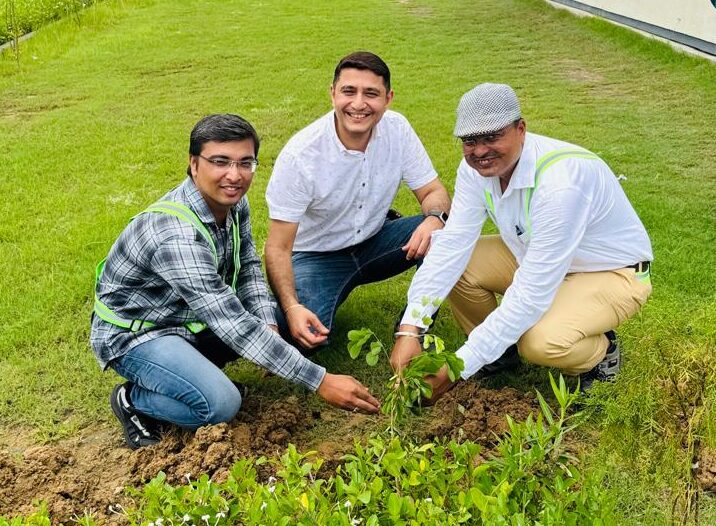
[0,385,536,523]
[423,382,537,443]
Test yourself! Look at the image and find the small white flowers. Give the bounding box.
[180,515,191,524]
[260,501,267,510]
[425,497,432,503]
[344,500,352,508]
[268,485,276,493]
[201,515,210,524]
[184,473,192,483]
[155,519,164,526]
[216,512,226,519]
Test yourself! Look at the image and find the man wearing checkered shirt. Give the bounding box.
[91,114,379,449]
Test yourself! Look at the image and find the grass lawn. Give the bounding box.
[1,0,715,522]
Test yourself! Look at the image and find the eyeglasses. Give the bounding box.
[198,155,259,173]
[460,125,513,149]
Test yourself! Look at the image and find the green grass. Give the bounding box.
[1,0,715,522]
[0,0,102,46]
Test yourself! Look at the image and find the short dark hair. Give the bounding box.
[332,51,391,91]
[187,114,260,176]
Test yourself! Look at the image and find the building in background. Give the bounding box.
[548,0,716,58]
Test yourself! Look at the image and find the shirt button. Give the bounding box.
[357,229,361,234]
[358,205,363,209]
[362,183,366,187]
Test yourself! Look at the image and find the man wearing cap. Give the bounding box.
[265,51,451,352]
[390,83,653,400]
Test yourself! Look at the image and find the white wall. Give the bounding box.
[572,0,716,44]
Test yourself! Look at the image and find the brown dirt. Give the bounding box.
[696,447,716,493]
[0,385,537,523]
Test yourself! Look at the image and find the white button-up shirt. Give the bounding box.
[266,110,438,252]
[401,132,653,378]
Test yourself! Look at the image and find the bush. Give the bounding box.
[1,0,98,46]
[122,375,614,526]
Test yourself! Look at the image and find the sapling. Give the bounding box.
[347,297,464,435]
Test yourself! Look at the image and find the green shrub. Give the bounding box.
[1,0,99,45]
[121,375,614,525]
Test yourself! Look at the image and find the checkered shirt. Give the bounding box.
[90,177,326,391]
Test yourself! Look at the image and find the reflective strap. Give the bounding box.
[144,201,218,266]
[185,321,207,334]
[524,148,600,237]
[483,189,497,223]
[94,200,224,334]
[94,296,157,332]
[230,211,241,290]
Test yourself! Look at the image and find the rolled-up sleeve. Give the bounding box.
[150,235,326,391]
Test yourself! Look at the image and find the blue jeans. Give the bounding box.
[110,332,241,429]
[277,214,424,350]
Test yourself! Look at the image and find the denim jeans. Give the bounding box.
[276,214,424,350]
[110,332,241,429]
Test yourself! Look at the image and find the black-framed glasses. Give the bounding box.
[199,155,259,174]
[460,122,518,149]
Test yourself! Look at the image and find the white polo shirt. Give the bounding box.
[266,110,438,252]
[401,132,653,378]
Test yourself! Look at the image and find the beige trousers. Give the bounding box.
[448,236,652,375]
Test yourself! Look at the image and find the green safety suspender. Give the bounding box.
[483,147,600,237]
[93,200,241,334]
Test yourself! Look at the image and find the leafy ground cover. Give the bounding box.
[0,0,100,46]
[1,0,715,523]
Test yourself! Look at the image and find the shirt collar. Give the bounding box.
[328,110,384,155]
[502,133,537,197]
[180,176,224,226]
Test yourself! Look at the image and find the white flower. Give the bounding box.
[351,519,362,525]
[184,473,192,483]
[425,497,432,503]
[181,515,191,523]
[156,520,164,525]
[344,500,352,508]
[216,512,226,519]
[260,502,267,510]
[201,516,210,524]
[268,476,277,484]
[268,485,276,493]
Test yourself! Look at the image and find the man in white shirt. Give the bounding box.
[265,52,451,352]
[390,83,653,399]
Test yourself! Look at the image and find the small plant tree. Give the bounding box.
[347,297,464,435]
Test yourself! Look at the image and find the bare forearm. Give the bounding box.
[420,186,451,215]
[265,246,299,310]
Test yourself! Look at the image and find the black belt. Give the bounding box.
[627,261,651,273]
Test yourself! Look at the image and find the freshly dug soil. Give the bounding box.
[0,384,538,523]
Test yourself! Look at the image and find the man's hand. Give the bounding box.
[402,215,444,260]
[423,365,457,406]
[286,304,329,349]
[317,373,380,413]
[390,333,423,372]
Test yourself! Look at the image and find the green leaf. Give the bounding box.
[366,348,380,366]
[358,490,372,504]
[387,492,402,517]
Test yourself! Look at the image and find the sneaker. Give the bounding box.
[110,382,161,450]
[475,344,521,378]
[580,331,621,392]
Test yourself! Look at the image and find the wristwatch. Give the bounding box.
[425,210,449,225]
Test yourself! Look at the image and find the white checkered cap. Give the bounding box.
[453,83,521,137]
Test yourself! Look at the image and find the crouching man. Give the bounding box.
[391,83,653,401]
[91,114,379,449]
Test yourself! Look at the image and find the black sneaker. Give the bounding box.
[110,382,162,450]
[580,331,621,392]
[475,344,521,378]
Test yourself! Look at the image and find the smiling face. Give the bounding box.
[330,68,394,151]
[462,120,526,185]
[189,139,257,223]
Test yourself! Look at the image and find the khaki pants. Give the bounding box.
[448,236,652,375]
